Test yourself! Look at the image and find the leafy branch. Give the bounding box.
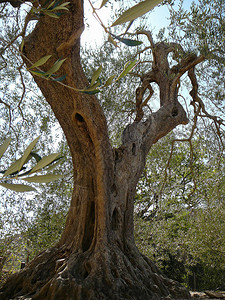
[30,0,70,19]
[0,136,62,192]
[25,50,140,94]
[88,0,164,48]
[1,0,164,97]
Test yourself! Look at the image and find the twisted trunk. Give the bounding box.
[0,1,194,299]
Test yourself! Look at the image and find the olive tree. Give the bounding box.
[0,0,224,299]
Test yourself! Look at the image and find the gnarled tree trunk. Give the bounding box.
[0,0,204,299]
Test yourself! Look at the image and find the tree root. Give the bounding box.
[0,244,190,300]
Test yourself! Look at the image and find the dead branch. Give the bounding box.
[135,81,153,121]
[188,67,224,143]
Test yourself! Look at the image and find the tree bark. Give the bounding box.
[0,1,199,299]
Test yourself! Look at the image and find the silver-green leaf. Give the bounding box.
[22,174,62,183]
[90,65,102,86]
[0,182,36,192]
[47,0,56,9]
[45,58,67,76]
[20,39,25,52]
[18,136,40,172]
[30,153,61,174]
[100,0,109,8]
[29,55,52,69]
[4,158,24,177]
[0,137,11,160]
[103,74,116,87]
[116,60,139,81]
[44,11,60,18]
[44,159,62,172]
[111,0,163,26]
[51,2,70,11]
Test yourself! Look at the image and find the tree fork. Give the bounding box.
[0,102,191,299]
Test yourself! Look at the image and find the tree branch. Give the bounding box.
[170,54,205,96]
[136,30,155,49]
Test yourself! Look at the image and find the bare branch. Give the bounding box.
[171,55,205,96]
[17,64,29,124]
[136,30,155,49]
[141,84,154,109]
[188,68,224,126]
[135,81,154,122]
[0,98,11,109]
[135,47,152,56]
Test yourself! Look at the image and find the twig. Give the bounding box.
[0,98,12,134]
[17,64,29,124]
[188,67,224,147]
[159,101,200,199]
[87,0,109,34]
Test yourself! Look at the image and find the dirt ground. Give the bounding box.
[190,290,225,299]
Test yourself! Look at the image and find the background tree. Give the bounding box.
[135,132,225,290]
[134,0,225,290]
[0,0,224,299]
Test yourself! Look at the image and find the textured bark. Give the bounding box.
[0,1,204,299]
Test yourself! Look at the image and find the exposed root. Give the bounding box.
[0,244,190,300]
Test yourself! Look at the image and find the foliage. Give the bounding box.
[168,0,225,118]
[0,136,63,192]
[135,130,225,290]
[0,3,72,279]
[0,138,72,283]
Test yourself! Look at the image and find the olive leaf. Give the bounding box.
[44,11,60,18]
[44,159,62,172]
[51,2,70,11]
[29,71,46,78]
[18,136,40,172]
[20,39,25,52]
[52,74,67,82]
[47,0,56,10]
[103,74,116,87]
[90,65,102,86]
[45,58,67,76]
[81,89,101,95]
[28,55,52,69]
[22,174,62,183]
[100,0,109,8]
[29,153,61,174]
[0,182,36,192]
[111,34,143,47]
[0,137,11,160]
[116,60,139,81]
[111,0,163,26]
[4,157,27,177]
